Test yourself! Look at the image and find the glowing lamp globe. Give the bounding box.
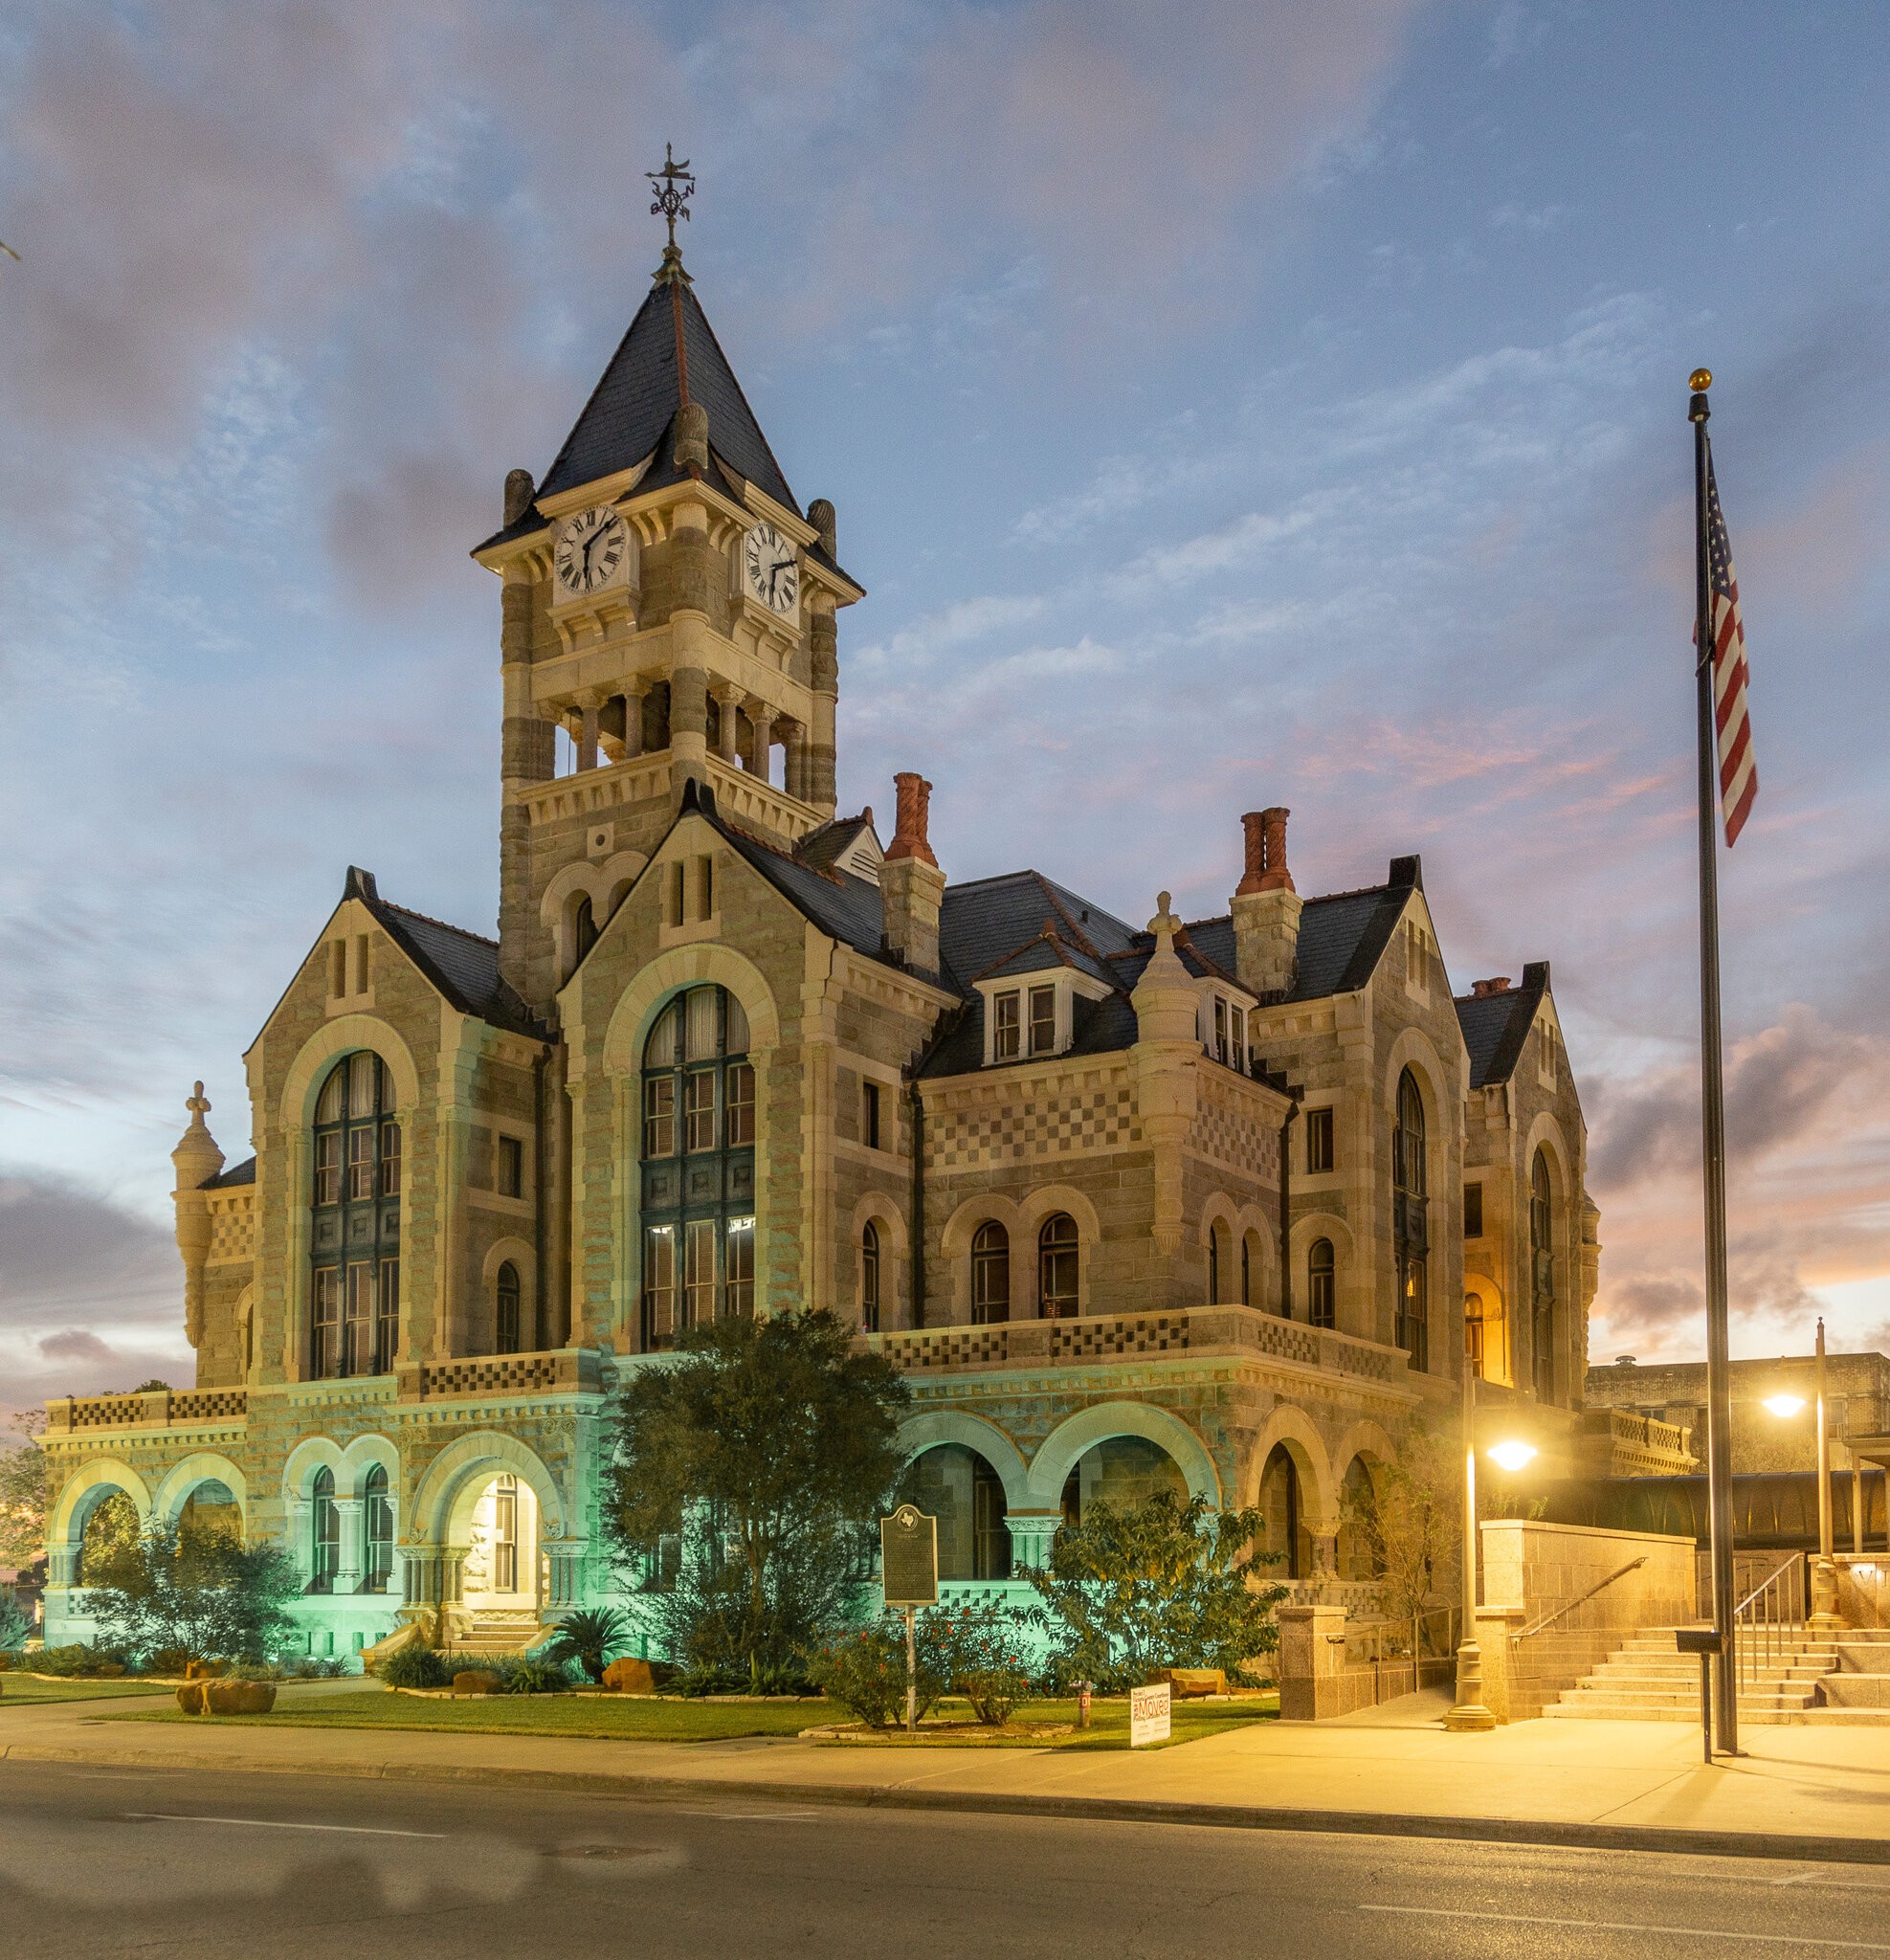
[1487,1439,1538,1475]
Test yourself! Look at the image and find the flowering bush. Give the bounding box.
[805,1622,944,1728]
[923,1605,1035,1727]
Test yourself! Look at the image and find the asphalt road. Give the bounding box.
[3,1760,1888,1958]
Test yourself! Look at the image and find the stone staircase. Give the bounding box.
[1546,1627,1890,1725]
[443,1610,549,1658]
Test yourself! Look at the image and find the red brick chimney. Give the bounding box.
[883,771,938,866]
[1231,806,1301,997]
[1471,976,1514,998]
[879,772,945,975]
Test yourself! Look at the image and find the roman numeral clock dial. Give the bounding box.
[743,523,799,615]
[554,505,628,598]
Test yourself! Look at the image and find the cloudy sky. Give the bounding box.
[2,0,1887,1418]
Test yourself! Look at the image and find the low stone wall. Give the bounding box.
[1479,1518,1696,1721]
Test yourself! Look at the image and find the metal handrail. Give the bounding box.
[1513,1556,1649,1642]
[1733,1550,1806,1689]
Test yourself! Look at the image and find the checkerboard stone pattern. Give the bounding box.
[930,1083,1141,1171]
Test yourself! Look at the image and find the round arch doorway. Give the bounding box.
[1059,1436,1188,1532]
[905,1444,1012,1581]
[461,1474,543,1615]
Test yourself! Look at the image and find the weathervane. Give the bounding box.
[647,143,695,282]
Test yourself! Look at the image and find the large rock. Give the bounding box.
[175,1682,206,1714]
[452,1670,503,1696]
[602,1657,655,1695]
[201,1680,277,1715]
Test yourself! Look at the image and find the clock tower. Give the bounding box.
[472,155,863,1013]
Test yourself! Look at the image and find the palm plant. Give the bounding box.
[545,1606,631,1683]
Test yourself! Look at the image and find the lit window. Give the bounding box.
[725,1217,755,1319]
[860,1220,880,1331]
[1038,1214,1078,1319]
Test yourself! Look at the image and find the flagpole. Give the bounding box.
[1690,367,1740,1756]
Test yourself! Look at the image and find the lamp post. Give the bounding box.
[1764,1316,1843,1629]
[1445,1301,1539,1733]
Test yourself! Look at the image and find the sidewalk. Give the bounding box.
[6,1682,1890,1863]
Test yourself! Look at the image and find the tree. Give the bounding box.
[1024,1490,1287,1690]
[607,1307,910,1687]
[0,1440,46,1571]
[82,1518,300,1664]
[1340,1424,1459,1644]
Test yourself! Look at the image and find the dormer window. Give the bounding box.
[993,991,1022,1060]
[1199,989,1255,1074]
[979,968,1112,1067]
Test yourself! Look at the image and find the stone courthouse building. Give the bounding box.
[41,204,1613,1657]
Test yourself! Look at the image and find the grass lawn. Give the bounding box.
[102,1687,1277,1748]
[0,1677,179,1705]
[105,1690,835,1743]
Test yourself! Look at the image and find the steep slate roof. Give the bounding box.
[795,812,880,879]
[344,868,550,1040]
[476,266,834,558]
[1455,961,1551,1088]
[200,1156,256,1191]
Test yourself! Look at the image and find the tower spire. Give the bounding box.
[647,142,695,286]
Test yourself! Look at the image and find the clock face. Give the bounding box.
[554,506,628,597]
[743,523,799,615]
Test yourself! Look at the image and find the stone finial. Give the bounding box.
[503,468,535,526]
[883,771,938,867]
[808,498,836,558]
[673,400,709,474]
[172,1081,223,1177]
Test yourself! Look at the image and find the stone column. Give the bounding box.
[545,1541,590,1612]
[808,593,838,814]
[577,693,602,772]
[748,704,775,786]
[620,681,645,761]
[1003,1513,1060,1571]
[665,497,716,805]
[1277,1602,1348,1721]
[713,682,744,766]
[333,1498,366,1594]
[1130,894,1201,1267]
[286,1496,315,1587]
[171,1082,224,1351]
[46,1548,78,1589]
[782,721,807,802]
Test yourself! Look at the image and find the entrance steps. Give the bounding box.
[444,1611,548,1658]
[1545,1627,1890,1725]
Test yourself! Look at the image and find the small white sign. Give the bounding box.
[1129,1681,1172,1748]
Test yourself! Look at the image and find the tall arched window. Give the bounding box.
[1308,1237,1336,1328]
[364,1464,393,1592]
[495,1260,523,1355]
[970,1221,1009,1324]
[860,1220,881,1332]
[1531,1148,1556,1401]
[1241,1232,1255,1308]
[311,1052,400,1379]
[1038,1213,1079,1319]
[1392,1066,1429,1370]
[640,986,755,1348]
[1208,1220,1227,1304]
[310,1467,340,1593]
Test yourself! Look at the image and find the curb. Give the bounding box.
[5,1739,1890,1866]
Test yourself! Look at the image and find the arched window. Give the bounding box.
[1259,1445,1308,1581]
[1336,1458,1382,1581]
[971,1221,1010,1325]
[1241,1232,1255,1308]
[495,1260,523,1355]
[364,1464,393,1592]
[310,1467,339,1593]
[860,1220,881,1332]
[1308,1237,1336,1329]
[573,895,598,965]
[1208,1220,1227,1304]
[1531,1148,1556,1401]
[639,986,755,1348]
[1392,1066,1429,1370]
[311,1052,400,1379]
[1038,1213,1079,1319]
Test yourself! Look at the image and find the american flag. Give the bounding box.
[1705,457,1758,846]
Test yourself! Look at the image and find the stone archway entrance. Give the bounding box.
[461,1473,542,1615]
[1059,1436,1188,1532]
[906,1444,1012,1580]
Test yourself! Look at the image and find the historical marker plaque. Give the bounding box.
[880,1504,938,1607]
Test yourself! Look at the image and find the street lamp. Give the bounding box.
[1765,1317,1842,1627]
[1445,1308,1540,1733]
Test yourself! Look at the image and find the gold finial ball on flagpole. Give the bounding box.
[1690,368,1713,392]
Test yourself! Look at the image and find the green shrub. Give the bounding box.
[33,1642,129,1678]
[544,1607,631,1684]
[0,1587,31,1653]
[82,1519,300,1665]
[378,1641,450,1689]
[923,1605,1035,1727]
[501,1657,571,1695]
[805,1621,945,1728]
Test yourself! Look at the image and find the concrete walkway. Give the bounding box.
[6,1681,1890,1862]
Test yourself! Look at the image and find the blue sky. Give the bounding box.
[3,0,1887,1416]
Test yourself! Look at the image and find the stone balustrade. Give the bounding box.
[397,1348,604,1402]
[45,1386,248,1434]
[867,1304,1411,1387]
